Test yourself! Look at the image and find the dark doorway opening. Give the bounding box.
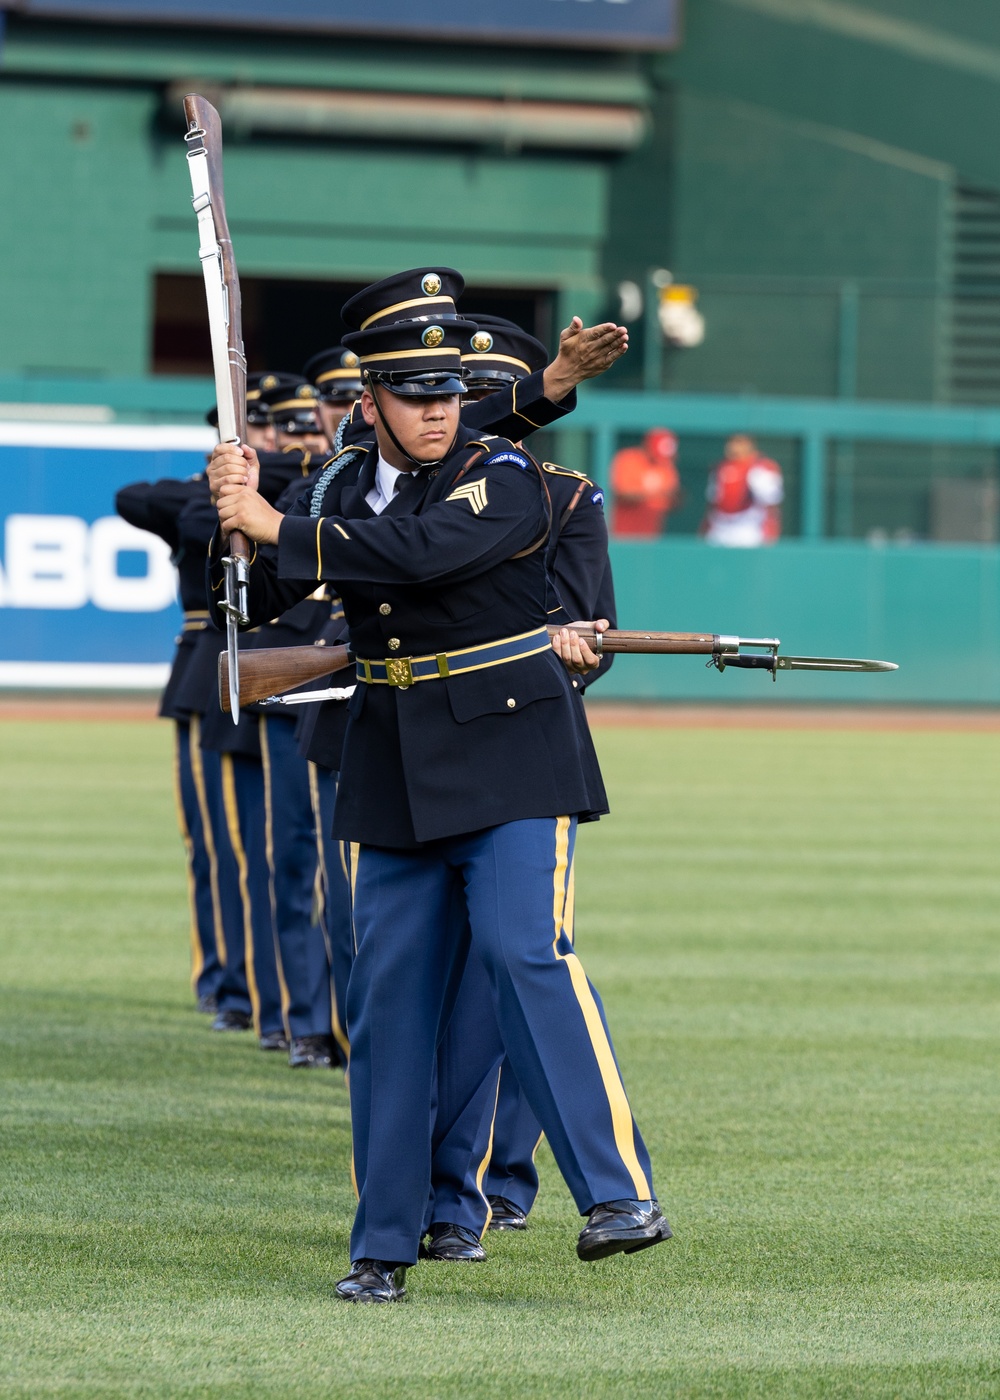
[151,273,556,377]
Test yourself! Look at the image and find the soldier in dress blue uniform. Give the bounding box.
[113,374,281,1018]
[205,269,669,1304]
[266,375,330,458]
[248,444,349,1070]
[199,405,315,1045]
[424,315,621,1257]
[115,471,235,1015]
[304,346,365,451]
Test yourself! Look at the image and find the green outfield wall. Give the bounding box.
[602,539,1000,705]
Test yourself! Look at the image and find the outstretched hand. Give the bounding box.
[208,442,283,545]
[543,319,629,404]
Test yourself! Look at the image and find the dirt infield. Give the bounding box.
[3,693,1000,731]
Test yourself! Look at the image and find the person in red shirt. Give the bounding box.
[702,434,784,547]
[609,428,681,537]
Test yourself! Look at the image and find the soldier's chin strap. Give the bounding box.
[368,380,458,470]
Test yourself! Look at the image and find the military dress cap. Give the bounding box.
[341,268,466,332]
[303,346,365,403]
[462,315,548,391]
[342,315,476,397]
[266,374,324,435]
[205,371,275,429]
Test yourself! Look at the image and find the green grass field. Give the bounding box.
[2,715,1000,1398]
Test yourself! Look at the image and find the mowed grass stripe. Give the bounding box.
[1,718,998,1398]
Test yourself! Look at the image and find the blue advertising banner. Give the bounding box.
[14,0,680,48]
[0,422,216,689]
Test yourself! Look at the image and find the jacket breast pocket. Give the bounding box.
[417,575,499,626]
[446,653,566,723]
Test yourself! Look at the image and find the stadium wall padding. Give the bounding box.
[602,539,1000,704]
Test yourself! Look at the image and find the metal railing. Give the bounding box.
[4,371,1000,541]
[564,390,1000,539]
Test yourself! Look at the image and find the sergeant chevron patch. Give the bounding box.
[445,478,489,514]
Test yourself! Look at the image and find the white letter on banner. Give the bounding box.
[88,517,177,613]
[5,514,89,608]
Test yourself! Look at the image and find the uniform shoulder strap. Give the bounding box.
[542,462,591,532]
[451,440,552,558]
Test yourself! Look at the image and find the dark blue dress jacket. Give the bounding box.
[209,425,607,848]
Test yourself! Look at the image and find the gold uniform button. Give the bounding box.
[379,603,392,616]
[388,638,401,651]
[506,697,516,709]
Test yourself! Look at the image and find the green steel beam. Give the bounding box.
[0,374,214,415]
[570,390,1000,444]
[1,20,652,105]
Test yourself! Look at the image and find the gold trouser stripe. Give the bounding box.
[260,720,292,1037]
[474,1071,503,1238]
[308,762,350,1062]
[221,754,261,1035]
[308,761,328,927]
[347,1053,359,1202]
[349,842,361,957]
[173,723,203,992]
[189,715,226,966]
[550,817,651,1201]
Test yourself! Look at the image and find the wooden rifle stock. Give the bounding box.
[219,625,720,712]
[220,644,352,712]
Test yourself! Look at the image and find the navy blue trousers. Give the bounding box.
[347,817,654,1265]
[260,716,334,1040]
[173,718,226,1004]
[430,879,579,1233]
[190,725,251,1018]
[212,752,284,1037]
[309,763,352,1061]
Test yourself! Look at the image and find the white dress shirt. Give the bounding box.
[365,454,411,515]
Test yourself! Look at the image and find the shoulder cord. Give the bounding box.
[331,409,353,455]
[309,446,368,518]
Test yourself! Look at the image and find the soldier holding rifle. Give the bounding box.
[206,270,671,1304]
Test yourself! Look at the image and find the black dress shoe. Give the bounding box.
[288,1034,336,1068]
[197,994,218,1015]
[258,1030,289,1052]
[487,1196,528,1231]
[211,1009,252,1032]
[335,1259,407,1303]
[419,1223,487,1262]
[577,1199,672,1261]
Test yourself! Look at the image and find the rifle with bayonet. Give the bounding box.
[183,93,249,724]
[218,626,897,713]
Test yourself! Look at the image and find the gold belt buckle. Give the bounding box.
[385,656,414,689]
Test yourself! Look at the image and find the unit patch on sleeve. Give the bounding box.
[483,450,530,471]
[445,478,489,515]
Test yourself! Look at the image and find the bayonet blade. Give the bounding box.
[226,613,240,722]
[776,655,898,673]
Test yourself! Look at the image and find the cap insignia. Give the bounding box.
[261,374,278,390]
[422,273,442,297]
[471,332,494,354]
[297,384,315,398]
[422,325,445,348]
[341,351,360,368]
